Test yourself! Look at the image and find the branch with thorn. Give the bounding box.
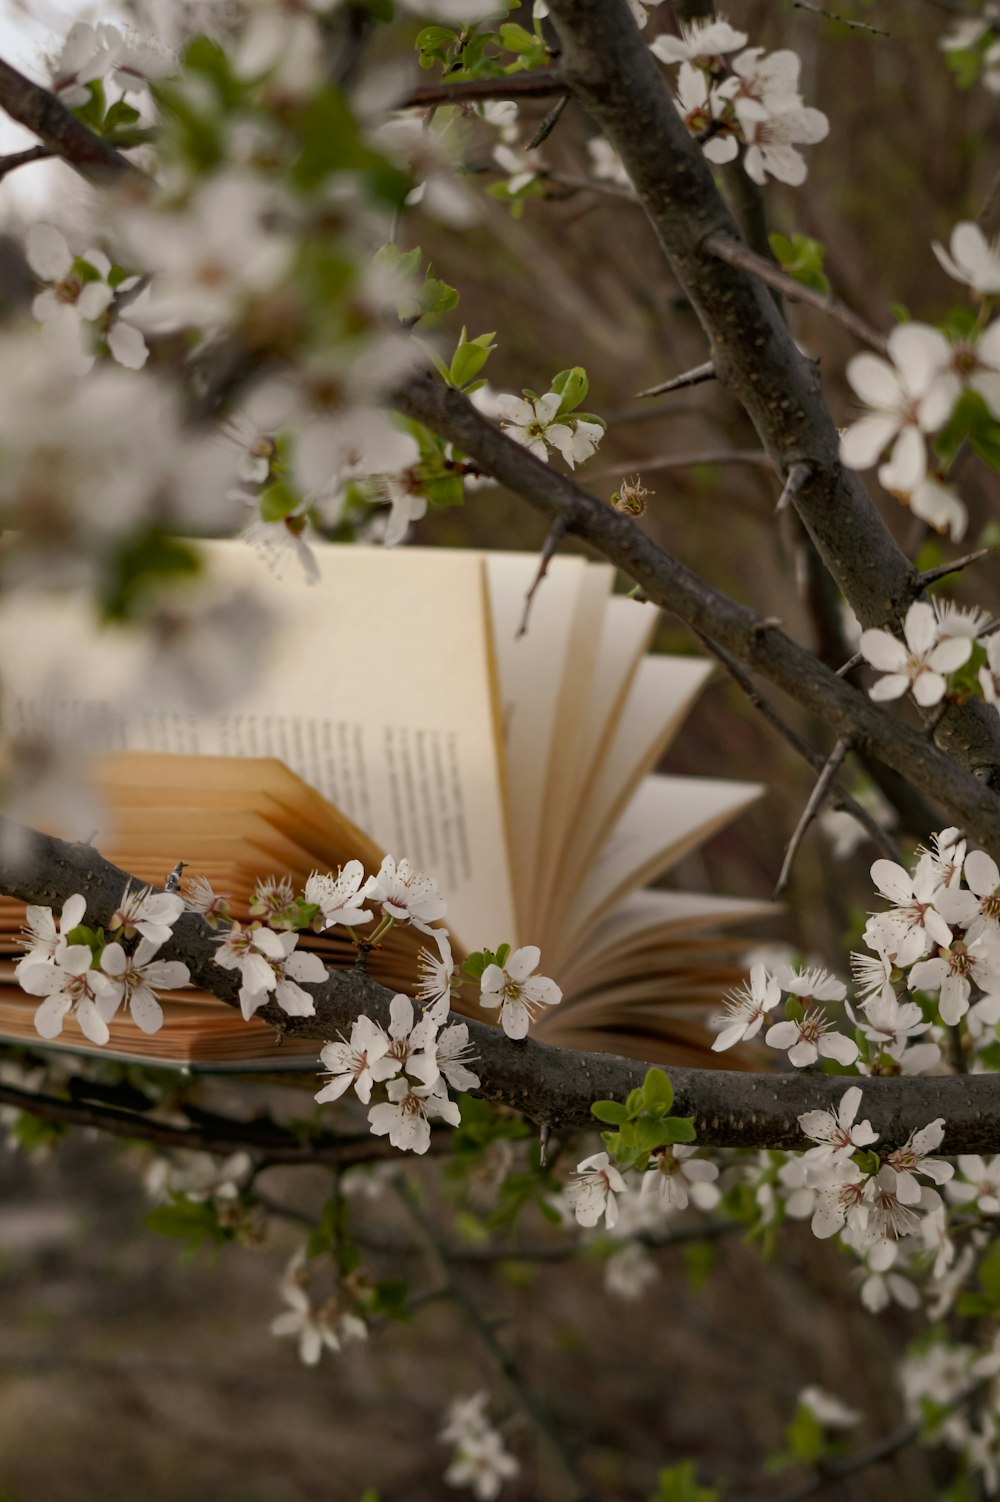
[14,820,1000,1150]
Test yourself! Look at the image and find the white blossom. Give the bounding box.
[980,634,1000,706]
[19,946,120,1046]
[604,1241,659,1300]
[933,222,1000,297]
[368,1076,461,1154]
[840,324,959,492]
[14,894,87,979]
[937,850,1000,950]
[110,883,185,946]
[416,929,456,1024]
[380,993,440,1085]
[798,1086,879,1167]
[650,16,747,64]
[271,1251,367,1365]
[305,863,372,930]
[46,22,117,108]
[765,1009,859,1068]
[859,600,972,707]
[810,1161,872,1241]
[495,392,576,464]
[567,1151,628,1228]
[798,1387,861,1429]
[947,1155,1000,1214]
[315,1015,394,1105]
[436,1022,481,1093]
[711,962,780,1051]
[640,1146,720,1213]
[361,855,447,935]
[908,937,1000,1027]
[99,937,190,1034]
[883,1118,954,1202]
[479,945,562,1039]
[865,853,953,964]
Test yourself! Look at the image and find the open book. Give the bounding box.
[0,542,769,1068]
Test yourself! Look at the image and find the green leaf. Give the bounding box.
[103,99,142,133]
[449,328,497,389]
[660,1116,697,1145]
[462,951,488,979]
[550,365,589,416]
[419,276,460,316]
[641,1066,674,1114]
[499,21,540,52]
[591,1099,630,1125]
[625,1088,644,1115]
[259,481,302,523]
[768,231,830,295]
[634,1116,671,1153]
[100,532,201,623]
[649,1459,720,1502]
[495,942,511,967]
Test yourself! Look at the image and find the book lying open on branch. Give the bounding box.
[0,542,769,1069]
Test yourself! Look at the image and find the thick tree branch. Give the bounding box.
[395,369,1000,857]
[0,56,149,188]
[540,0,1000,783]
[10,820,1000,1151]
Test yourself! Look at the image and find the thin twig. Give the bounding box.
[704,232,889,352]
[0,1078,412,1169]
[769,1420,919,1502]
[636,360,716,398]
[588,448,769,480]
[529,95,569,148]
[543,170,637,201]
[775,461,813,516]
[0,143,51,178]
[399,72,569,109]
[918,545,998,587]
[774,737,851,896]
[836,650,864,678]
[694,631,896,859]
[518,517,569,638]
[790,0,889,33]
[395,1178,598,1502]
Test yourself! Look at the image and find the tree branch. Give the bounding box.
[394,369,1000,857]
[539,0,1000,783]
[399,72,569,109]
[0,56,149,188]
[0,1076,420,1168]
[11,821,1000,1151]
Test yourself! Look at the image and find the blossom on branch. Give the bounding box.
[858,601,972,707]
[567,1151,628,1228]
[479,945,562,1039]
[840,324,958,492]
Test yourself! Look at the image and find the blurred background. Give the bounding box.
[1,0,999,1497]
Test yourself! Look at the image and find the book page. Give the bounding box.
[544,655,714,943]
[0,542,516,949]
[551,772,762,966]
[483,553,588,930]
[558,889,777,995]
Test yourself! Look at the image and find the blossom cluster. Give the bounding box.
[840,220,1000,539]
[14,885,190,1045]
[650,16,829,186]
[439,1391,520,1501]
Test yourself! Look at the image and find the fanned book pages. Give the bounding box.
[0,541,771,1069]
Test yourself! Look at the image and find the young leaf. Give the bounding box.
[641,1067,674,1114]
[591,1099,630,1125]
